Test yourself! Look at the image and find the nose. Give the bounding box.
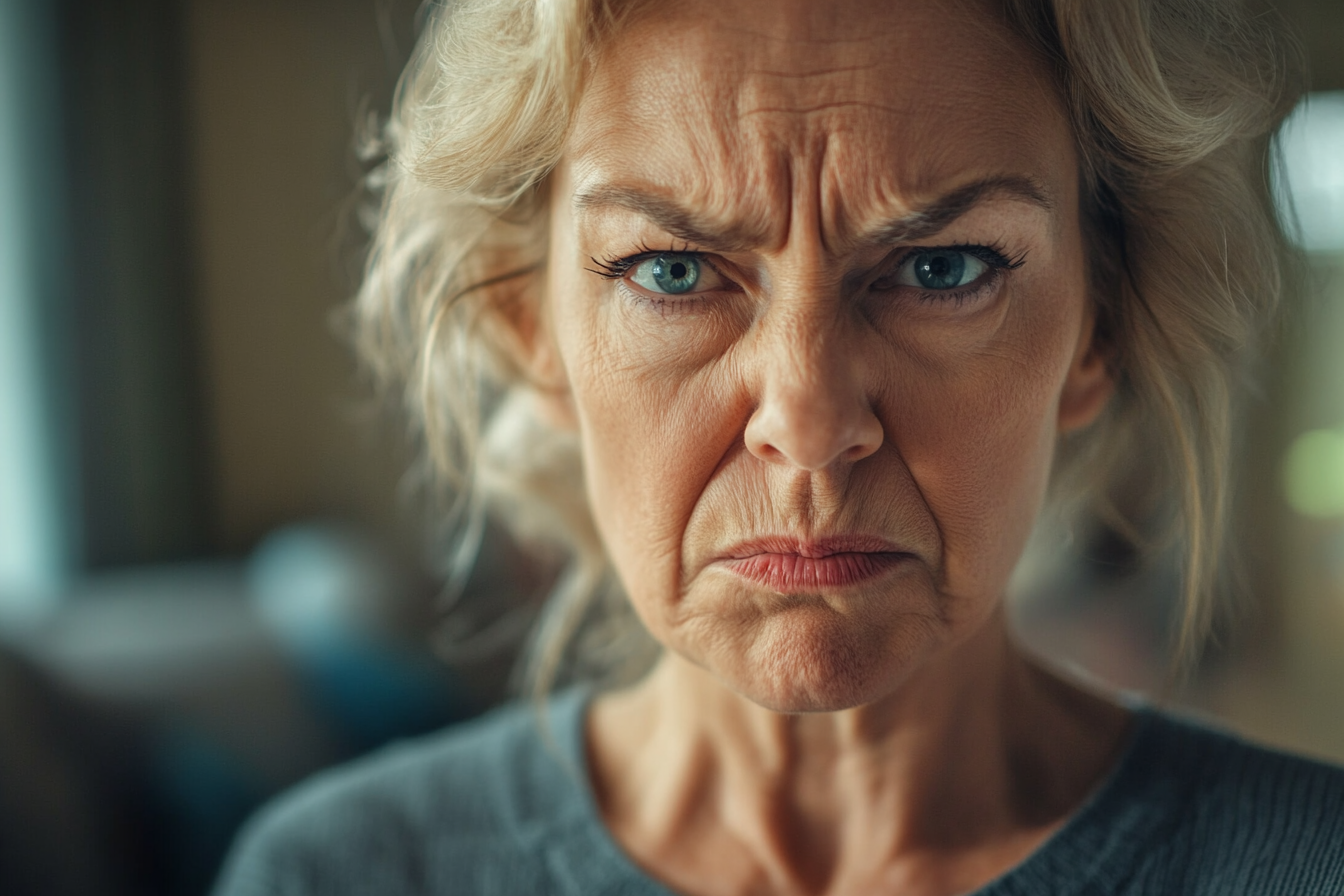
[743,315,884,472]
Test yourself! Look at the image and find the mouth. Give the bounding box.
[719,536,915,592]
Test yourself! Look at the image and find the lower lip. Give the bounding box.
[725,552,910,592]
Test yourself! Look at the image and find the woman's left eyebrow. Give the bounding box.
[859,175,1055,247]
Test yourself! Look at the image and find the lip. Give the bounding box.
[718,535,915,592]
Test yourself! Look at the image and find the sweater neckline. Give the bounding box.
[542,688,1172,896]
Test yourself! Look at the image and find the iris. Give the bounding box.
[912,251,968,289]
[633,254,700,294]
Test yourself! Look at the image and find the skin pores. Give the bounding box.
[540,0,1111,713]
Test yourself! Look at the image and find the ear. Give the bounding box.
[490,280,579,431]
[526,320,579,431]
[1057,306,1115,433]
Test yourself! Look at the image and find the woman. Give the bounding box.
[216,0,1344,893]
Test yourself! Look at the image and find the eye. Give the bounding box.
[629,253,702,295]
[894,250,989,290]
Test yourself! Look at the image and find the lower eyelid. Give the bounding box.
[616,281,695,312]
[909,268,1005,305]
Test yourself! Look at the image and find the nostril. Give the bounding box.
[745,410,883,471]
[843,438,880,464]
[743,350,884,470]
[848,413,885,461]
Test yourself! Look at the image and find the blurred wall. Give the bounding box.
[1274,0,1344,91]
[184,0,421,557]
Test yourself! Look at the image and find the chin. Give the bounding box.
[716,603,941,714]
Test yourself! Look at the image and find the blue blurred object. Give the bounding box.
[247,522,471,752]
[1276,91,1344,253]
[150,719,266,896]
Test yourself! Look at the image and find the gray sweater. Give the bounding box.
[214,689,1344,895]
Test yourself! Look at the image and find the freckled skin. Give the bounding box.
[535,0,1127,893]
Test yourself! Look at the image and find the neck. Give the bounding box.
[587,612,1130,896]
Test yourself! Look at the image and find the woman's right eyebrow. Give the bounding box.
[572,185,768,252]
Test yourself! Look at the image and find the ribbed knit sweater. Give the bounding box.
[214,689,1344,895]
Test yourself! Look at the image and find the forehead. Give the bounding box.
[567,0,1075,247]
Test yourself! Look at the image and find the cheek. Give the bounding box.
[900,372,1057,603]
[884,288,1081,608]
[547,270,745,609]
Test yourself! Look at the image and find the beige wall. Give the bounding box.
[1273,0,1344,91]
[185,0,420,554]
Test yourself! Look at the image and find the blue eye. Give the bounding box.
[896,250,989,290]
[630,254,701,294]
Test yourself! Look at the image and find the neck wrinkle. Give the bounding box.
[589,612,1130,896]
[651,615,1027,846]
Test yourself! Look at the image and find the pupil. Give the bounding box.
[670,262,687,280]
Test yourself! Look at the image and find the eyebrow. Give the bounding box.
[861,175,1054,247]
[572,174,1054,252]
[573,185,769,252]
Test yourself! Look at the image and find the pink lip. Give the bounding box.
[720,536,914,592]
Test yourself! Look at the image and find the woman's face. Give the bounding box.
[542,0,1111,712]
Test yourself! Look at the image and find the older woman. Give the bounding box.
[216,0,1344,893]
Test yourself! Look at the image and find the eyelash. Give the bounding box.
[588,243,690,280]
[587,241,1028,309]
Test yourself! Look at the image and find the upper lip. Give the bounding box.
[721,535,912,560]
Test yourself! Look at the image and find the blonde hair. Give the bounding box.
[352,0,1302,694]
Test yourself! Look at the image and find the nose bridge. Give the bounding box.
[765,296,850,404]
[745,275,883,471]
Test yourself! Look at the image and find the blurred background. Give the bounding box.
[0,1,1341,894]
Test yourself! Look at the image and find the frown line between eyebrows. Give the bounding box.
[573,174,1054,254]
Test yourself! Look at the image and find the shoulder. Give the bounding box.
[1140,708,1344,828]
[1124,707,1344,894]
[212,691,591,896]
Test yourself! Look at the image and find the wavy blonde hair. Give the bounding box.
[352,0,1302,695]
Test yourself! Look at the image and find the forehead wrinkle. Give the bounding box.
[742,100,915,119]
[570,27,793,253]
[574,0,1072,261]
[715,21,876,46]
[747,63,879,80]
[737,53,906,123]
